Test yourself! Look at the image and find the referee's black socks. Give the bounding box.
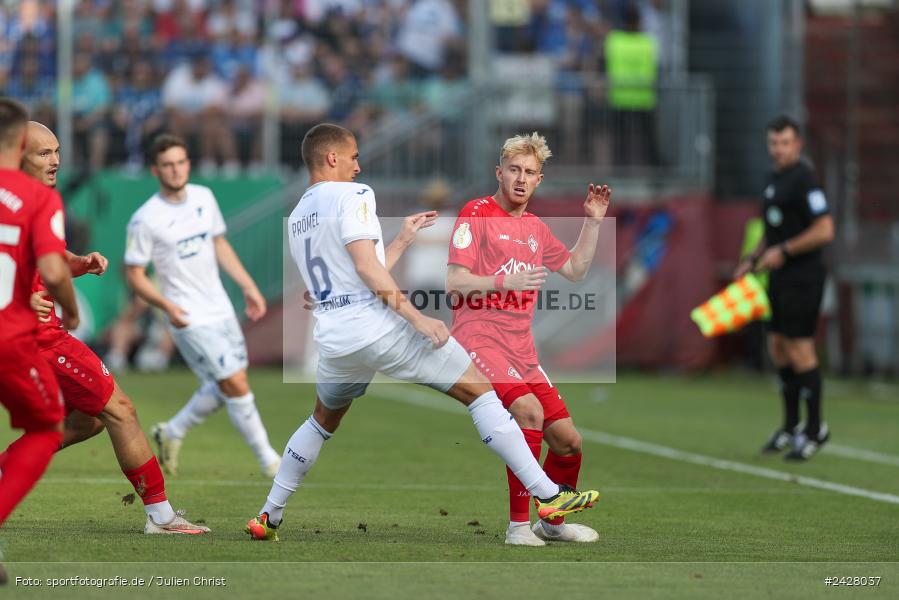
[795,367,823,439]
[777,366,800,433]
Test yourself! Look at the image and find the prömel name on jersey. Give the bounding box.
[291,212,319,236]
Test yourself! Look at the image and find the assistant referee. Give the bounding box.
[735,115,835,461]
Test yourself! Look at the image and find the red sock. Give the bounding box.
[123,456,167,505]
[0,449,8,470]
[0,429,62,525]
[507,428,543,523]
[543,450,582,525]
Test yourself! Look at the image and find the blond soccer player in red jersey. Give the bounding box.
[447,132,611,546]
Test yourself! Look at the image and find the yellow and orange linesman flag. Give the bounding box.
[690,273,771,338]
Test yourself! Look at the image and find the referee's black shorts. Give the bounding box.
[768,268,825,339]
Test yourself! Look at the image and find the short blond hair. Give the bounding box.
[500,132,553,165]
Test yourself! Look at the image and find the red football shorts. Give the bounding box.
[0,338,65,430]
[40,335,115,417]
[467,346,570,425]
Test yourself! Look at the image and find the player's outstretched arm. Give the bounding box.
[347,239,449,348]
[385,210,438,271]
[125,264,189,328]
[37,253,78,330]
[65,250,109,277]
[557,183,611,282]
[213,235,267,321]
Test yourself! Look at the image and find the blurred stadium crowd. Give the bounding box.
[0,0,670,175]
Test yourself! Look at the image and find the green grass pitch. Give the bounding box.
[1,369,897,599]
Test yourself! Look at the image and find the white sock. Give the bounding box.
[261,416,331,525]
[166,381,222,439]
[223,391,281,468]
[145,500,176,525]
[540,520,564,534]
[508,520,530,529]
[467,391,559,500]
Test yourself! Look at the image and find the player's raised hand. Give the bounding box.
[396,210,438,246]
[30,290,54,323]
[82,251,109,276]
[244,286,267,321]
[413,314,450,348]
[165,303,190,329]
[584,184,612,222]
[503,266,549,291]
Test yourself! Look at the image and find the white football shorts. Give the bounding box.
[171,315,248,382]
[316,320,471,409]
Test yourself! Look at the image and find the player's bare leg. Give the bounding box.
[217,369,281,476]
[60,410,106,449]
[99,384,156,471]
[96,383,209,533]
[311,397,352,433]
[0,414,92,468]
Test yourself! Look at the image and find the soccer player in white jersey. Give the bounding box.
[245,123,600,542]
[125,134,281,477]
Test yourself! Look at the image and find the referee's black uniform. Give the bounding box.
[762,158,829,446]
[763,159,828,339]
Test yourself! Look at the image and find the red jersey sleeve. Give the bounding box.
[446,206,484,271]
[541,222,570,272]
[29,187,66,259]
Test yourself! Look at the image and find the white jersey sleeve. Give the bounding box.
[124,213,153,266]
[338,186,379,245]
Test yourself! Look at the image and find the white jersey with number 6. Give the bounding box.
[288,181,404,358]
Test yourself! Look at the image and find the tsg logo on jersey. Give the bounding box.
[176,232,209,259]
[453,222,473,249]
[764,184,775,200]
[766,206,783,227]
